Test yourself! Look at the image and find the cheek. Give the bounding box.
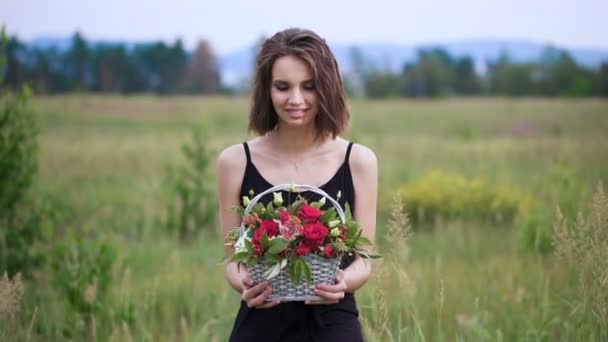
[270,90,287,107]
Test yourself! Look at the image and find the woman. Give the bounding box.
[217,28,378,341]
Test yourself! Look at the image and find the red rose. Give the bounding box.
[323,246,334,258]
[279,210,291,224]
[258,219,279,237]
[296,244,310,256]
[299,205,322,223]
[301,222,328,248]
[251,220,280,255]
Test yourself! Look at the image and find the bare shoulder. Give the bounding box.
[217,143,246,167]
[216,143,247,182]
[349,143,378,173]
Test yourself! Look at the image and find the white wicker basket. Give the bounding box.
[240,183,345,301]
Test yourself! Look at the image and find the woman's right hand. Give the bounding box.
[241,276,281,309]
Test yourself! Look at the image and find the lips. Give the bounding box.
[286,108,307,118]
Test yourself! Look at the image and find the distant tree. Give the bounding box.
[64,32,91,91]
[402,48,454,97]
[185,39,220,94]
[453,56,481,94]
[593,62,608,97]
[3,37,26,88]
[364,72,402,98]
[92,44,131,93]
[535,46,592,96]
[488,53,535,96]
[133,39,187,94]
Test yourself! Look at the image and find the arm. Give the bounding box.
[217,144,247,292]
[343,143,378,292]
[216,144,280,308]
[310,143,378,303]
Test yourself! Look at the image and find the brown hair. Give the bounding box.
[248,28,349,139]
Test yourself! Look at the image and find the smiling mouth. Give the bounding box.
[286,109,308,117]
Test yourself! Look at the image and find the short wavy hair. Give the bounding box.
[249,28,349,139]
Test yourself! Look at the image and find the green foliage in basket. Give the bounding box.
[224,190,379,284]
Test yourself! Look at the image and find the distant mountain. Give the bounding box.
[25,36,608,87]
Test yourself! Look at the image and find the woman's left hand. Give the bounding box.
[305,269,347,305]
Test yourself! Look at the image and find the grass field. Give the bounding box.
[2,95,608,341]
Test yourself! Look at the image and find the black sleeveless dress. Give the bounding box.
[228,141,364,342]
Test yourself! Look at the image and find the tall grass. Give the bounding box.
[1,95,607,340]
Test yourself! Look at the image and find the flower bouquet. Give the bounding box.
[223,183,377,301]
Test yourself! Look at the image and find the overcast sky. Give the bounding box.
[2,0,606,54]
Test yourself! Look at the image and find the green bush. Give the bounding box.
[161,127,217,242]
[0,27,44,277]
[51,238,117,339]
[396,170,534,225]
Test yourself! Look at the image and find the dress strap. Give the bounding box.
[344,142,354,164]
[242,142,252,164]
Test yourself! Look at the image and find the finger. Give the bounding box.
[243,282,270,301]
[335,269,344,283]
[305,299,339,305]
[316,281,347,292]
[248,286,272,308]
[257,300,281,309]
[242,276,255,288]
[314,288,345,301]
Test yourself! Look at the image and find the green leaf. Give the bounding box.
[289,261,297,280]
[344,202,353,221]
[265,253,281,264]
[301,261,312,287]
[244,238,253,253]
[261,231,270,250]
[266,201,275,217]
[263,262,282,279]
[320,207,337,224]
[287,198,305,214]
[267,238,289,254]
[231,251,250,263]
[357,236,373,246]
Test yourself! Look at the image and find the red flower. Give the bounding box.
[301,222,328,248]
[296,244,310,256]
[299,205,322,223]
[258,219,279,237]
[279,209,291,224]
[323,246,334,258]
[251,219,280,255]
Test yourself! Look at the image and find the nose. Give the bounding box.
[288,88,304,105]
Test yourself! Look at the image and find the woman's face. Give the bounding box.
[270,55,319,129]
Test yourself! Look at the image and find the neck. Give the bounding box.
[268,123,327,155]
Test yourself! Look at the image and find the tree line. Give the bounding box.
[2,31,608,97]
[2,32,222,94]
[348,46,608,98]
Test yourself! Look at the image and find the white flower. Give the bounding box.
[328,220,341,228]
[330,228,341,237]
[234,235,249,253]
[336,190,342,200]
[319,197,326,206]
[242,196,250,206]
[273,192,284,207]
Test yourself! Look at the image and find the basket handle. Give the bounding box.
[240,183,346,233]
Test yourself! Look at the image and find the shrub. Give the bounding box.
[161,127,217,242]
[51,238,117,339]
[396,170,534,225]
[0,27,44,277]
